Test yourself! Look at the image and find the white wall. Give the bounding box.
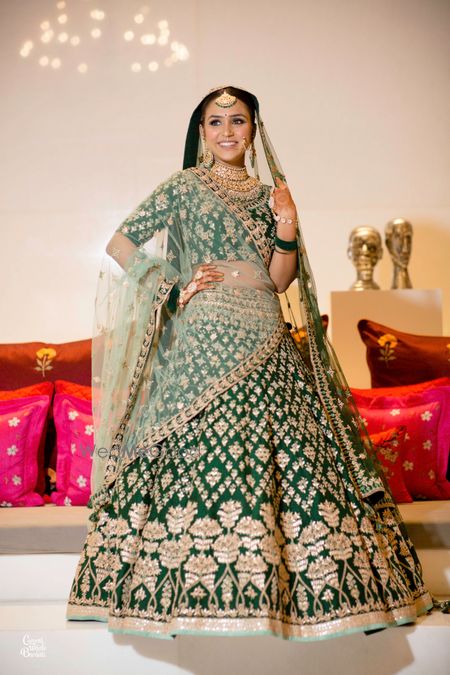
[1,0,449,343]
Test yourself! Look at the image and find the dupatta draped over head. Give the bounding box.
[88,85,388,517]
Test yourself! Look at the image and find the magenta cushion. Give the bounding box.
[0,396,50,507]
[51,394,94,506]
[354,385,450,500]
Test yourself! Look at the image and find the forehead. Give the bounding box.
[203,97,250,118]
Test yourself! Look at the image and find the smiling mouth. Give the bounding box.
[218,141,237,147]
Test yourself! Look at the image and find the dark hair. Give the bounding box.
[200,87,257,134]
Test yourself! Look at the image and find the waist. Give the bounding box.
[192,259,276,294]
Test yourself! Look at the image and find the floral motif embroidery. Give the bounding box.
[377,334,397,366]
[35,347,57,376]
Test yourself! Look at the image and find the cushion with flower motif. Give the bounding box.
[54,380,92,400]
[0,382,54,495]
[357,319,450,387]
[354,385,450,500]
[367,427,412,503]
[0,338,91,389]
[0,395,51,507]
[51,393,94,506]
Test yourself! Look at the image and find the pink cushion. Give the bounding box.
[51,394,94,506]
[0,396,50,507]
[354,385,450,500]
[368,427,412,503]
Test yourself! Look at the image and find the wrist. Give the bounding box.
[276,222,297,240]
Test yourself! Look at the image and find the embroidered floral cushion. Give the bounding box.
[55,380,92,400]
[0,395,51,507]
[0,382,54,495]
[0,338,91,389]
[357,319,450,387]
[367,427,412,503]
[354,385,450,500]
[51,394,94,506]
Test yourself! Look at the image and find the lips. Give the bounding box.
[218,141,237,147]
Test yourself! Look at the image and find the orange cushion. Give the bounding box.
[55,380,92,400]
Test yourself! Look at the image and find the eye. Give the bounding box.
[209,119,221,126]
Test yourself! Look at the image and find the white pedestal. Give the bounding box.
[330,289,443,388]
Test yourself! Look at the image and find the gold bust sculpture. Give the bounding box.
[347,226,383,291]
[385,218,413,289]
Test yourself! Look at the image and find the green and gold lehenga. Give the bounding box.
[66,87,432,641]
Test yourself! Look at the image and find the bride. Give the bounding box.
[66,85,432,641]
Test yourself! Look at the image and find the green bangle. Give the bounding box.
[275,235,297,251]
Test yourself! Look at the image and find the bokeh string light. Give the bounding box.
[19,1,190,75]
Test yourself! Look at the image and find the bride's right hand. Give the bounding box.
[177,264,224,309]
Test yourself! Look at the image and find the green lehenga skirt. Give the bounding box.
[66,326,432,641]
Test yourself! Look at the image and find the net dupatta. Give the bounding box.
[90,228,181,505]
[256,112,390,507]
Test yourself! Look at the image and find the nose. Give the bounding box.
[223,119,234,137]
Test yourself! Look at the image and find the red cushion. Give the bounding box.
[0,338,92,389]
[357,319,450,387]
[0,382,54,495]
[354,385,450,500]
[55,380,92,400]
[367,427,412,503]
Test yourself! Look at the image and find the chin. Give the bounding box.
[214,149,245,165]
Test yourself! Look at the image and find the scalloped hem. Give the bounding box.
[66,593,433,642]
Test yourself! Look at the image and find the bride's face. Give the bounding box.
[200,98,253,167]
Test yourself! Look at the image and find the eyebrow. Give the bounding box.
[207,113,248,119]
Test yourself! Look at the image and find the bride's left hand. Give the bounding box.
[270,177,297,219]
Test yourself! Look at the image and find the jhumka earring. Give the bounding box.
[200,134,214,169]
[249,141,259,180]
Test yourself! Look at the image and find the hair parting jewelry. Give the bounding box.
[215,91,237,108]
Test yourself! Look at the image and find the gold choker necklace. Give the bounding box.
[209,159,260,198]
[211,160,250,183]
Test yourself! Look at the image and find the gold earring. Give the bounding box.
[250,141,259,179]
[200,134,214,169]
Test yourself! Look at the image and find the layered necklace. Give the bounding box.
[208,158,263,202]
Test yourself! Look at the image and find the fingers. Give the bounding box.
[179,265,224,307]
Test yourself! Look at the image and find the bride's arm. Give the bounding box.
[105,232,139,270]
[268,178,298,293]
